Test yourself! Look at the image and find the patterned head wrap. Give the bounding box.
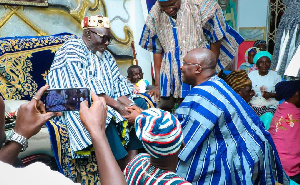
[253,40,266,47]
[275,80,300,100]
[253,51,272,65]
[135,108,183,158]
[81,15,110,29]
[244,47,259,63]
[224,70,252,92]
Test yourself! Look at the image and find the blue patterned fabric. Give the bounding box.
[46,38,132,158]
[175,76,289,184]
[46,120,69,175]
[0,33,77,100]
[136,93,157,108]
[46,120,100,184]
[146,0,157,11]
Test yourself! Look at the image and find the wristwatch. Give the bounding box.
[5,129,28,152]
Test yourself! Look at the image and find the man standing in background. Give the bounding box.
[140,0,243,112]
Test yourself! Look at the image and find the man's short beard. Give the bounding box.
[96,51,105,59]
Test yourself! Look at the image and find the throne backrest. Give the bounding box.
[0,33,78,100]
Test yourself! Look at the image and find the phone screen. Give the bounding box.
[43,88,90,112]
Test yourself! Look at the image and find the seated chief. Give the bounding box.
[46,15,145,183]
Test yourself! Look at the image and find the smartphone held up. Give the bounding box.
[42,88,91,112]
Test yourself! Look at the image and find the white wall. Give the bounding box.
[128,0,153,84]
[237,0,269,39]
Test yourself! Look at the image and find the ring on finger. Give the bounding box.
[32,96,39,101]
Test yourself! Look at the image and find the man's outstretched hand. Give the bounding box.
[148,86,160,102]
[79,92,107,134]
[124,105,143,125]
[79,92,127,185]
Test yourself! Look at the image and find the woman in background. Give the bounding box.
[223,70,255,103]
[253,40,267,51]
[239,47,259,73]
[248,51,282,117]
[269,80,300,184]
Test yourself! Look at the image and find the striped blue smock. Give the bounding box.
[46,38,132,158]
[139,0,244,98]
[175,76,290,184]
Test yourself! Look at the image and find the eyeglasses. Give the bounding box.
[183,62,201,67]
[183,62,215,70]
[89,30,112,43]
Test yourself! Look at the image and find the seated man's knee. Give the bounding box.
[133,97,148,110]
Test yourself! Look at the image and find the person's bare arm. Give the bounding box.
[262,92,278,100]
[0,85,61,165]
[210,40,222,59]
[98,94,130,116]
[148,53,162,102]
[80,92,126,185]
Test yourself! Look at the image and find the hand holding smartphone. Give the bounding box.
[42,88,91,112]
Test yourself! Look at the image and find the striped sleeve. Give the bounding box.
[139,14,163,54]
[176,89,223,162]
[199,0,225,43]
[200,0,243,45]
[199,0,244,70]
[202,9,226,43]
[107,53,131,97]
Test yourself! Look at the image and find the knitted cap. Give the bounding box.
[275,80,300,100]
[253,51,272,65]
[81,15,110,29]
[135,108,183,158]
[224,70,252,92]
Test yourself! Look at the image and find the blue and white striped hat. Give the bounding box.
[135,108,183,158]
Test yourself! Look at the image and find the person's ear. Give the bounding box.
[195,66,202,74]
[180,141,185,149]
[86,30,91,41]
[237,89,242,96]
[295,91,300,100]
